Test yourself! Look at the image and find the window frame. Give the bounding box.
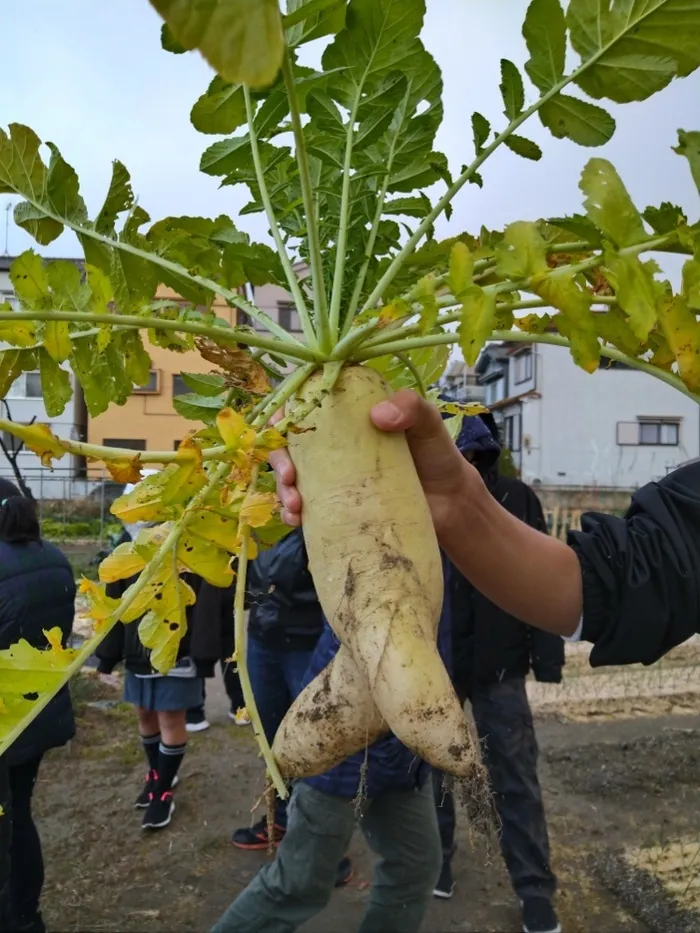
[133,369,161,395]
[512,350,533,386]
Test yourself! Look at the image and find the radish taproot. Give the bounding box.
[274,365,479,778]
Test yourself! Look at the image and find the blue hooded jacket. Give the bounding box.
[301,414,499,800]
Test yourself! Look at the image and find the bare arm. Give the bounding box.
[271,390,583,637]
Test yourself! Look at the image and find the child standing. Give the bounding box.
[97,508,233,830]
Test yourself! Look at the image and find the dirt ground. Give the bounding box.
[34,643,700,933]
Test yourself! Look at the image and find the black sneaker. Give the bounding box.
[135,771,178,808]
[142,791,175,830]
[521,897,561,933]
[433,861,455,899]
[335,856,353,888]
[231,816,286,850]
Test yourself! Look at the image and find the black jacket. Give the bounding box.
[571,461,700,667]
[0,540,76,767]
[96,531,235,677]
[247,528,324,651]
[449,476,565,695]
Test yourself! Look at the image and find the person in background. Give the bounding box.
[230,527,325,850]
[0,479,76,933]
[433,414,563,933]
[96,493,234,832]
[212,608,448,933]
[185,582,249,733]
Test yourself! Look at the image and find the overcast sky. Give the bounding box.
[2,0,699,268]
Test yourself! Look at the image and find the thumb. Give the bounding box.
[371,390,462,479]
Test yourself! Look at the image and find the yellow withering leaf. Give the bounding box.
[188,510,239,551]
[658,294,700,393]
[173,434,203,465]
[196,340,271,395]
[437,400,488,418]
[254,427,287,455]
[217,407,257,451]
[42,627,68,654]
[120,566,196,625]
[4,423,66,467]
[239,491,278,528]
[178,532,234,587]
[99,541,148,584]
[111,464,206,524]
[138,607,187,674]
[79,578,122,632]
[106,456,143,485]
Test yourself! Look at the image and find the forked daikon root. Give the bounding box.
[273,365,480,780]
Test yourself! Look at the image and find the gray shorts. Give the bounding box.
[123,672,204,712]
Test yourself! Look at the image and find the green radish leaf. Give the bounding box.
[643,202,687,235]
[181,372,228,396]
[682,257,700,311]
[472,112,491,154]
[0,125,62,245]
[579,159,647,249]
[44,143,88,226]
[161,23,187,53]
[605,254,660,342]
[535,274,601,373]
[43,322,72,363]
[191,77,246,135]
[71,339,115,418]
[500,59,524,120]
[595,306,646,357]
[366,343,450,392]
[95,161,135,234]
[383,195,432,218]
[567,0,700,104]
[46,261,90,312]
[497,222,548,280]
[0,310,37,349]
[413,276,439,332]
[539,95,616,147]
[0,350,22,398]
[448,242,474,299]
[504,135,542,161]
[284,0,347,46]
[38,349,72,417]
[546,213,601,245]
[458,287,497,366]
[149,0,285,90]
[121,331,153,388]
[674,129,700,195]
[172,392,229,424]
[523,0,566,92]
[9,251,50,306]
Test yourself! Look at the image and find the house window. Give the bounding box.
[639,420,679,446]
[103,439,146,451]
[173,440,182,451]
[133,370,160,394]
[6,371,42,399]
[172,374,189,397]
[513,351,533,385]
[277,301,302,333]
[504,413,522,452]
[0,290,18,310]
[616,420,680,447]
[484,377,505,406]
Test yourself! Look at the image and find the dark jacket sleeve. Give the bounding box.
[569,462,700,667]
[95,577,128,674]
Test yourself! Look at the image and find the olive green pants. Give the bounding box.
[211,779,441,933]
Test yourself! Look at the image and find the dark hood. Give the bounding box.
[439,395,501,475]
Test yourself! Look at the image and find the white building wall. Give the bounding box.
[1,266,86,497]
[519,343,699,489]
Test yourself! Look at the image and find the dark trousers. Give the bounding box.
[0,756,11,933]
[434,677,556,901]
[8,756,45,931]
[195,659,245,714]
[212,780,442,933]
[247,637,314,828]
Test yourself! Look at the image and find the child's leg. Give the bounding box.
[136,707,161,772]
[154,710,187,794]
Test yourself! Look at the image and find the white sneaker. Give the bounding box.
[185,716,211,733]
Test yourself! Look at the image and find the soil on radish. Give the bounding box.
[31,669,700,933]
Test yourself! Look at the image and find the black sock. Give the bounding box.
[141,732,161,773]
[155,742,186,795]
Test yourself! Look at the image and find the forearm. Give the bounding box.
[437,468,583,636]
